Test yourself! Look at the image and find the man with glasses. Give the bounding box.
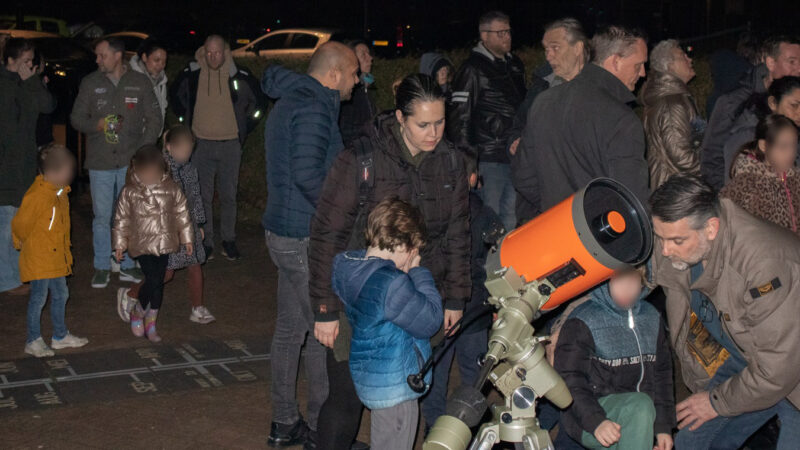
[447,10,526,234]
[651,174,800,449]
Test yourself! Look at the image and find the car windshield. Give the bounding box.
[32,38,93,61]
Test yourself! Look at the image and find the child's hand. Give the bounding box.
[594,420,621,447]
[200,228,205,240]
[409,248,421,270]
[114,249,125,262]
[654,433,673,450]
[185,243,194,256]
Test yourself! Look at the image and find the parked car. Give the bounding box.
[0,15,70,37]
[231,28,335,59]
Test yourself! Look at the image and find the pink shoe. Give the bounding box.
[130,305,145,338]
[145,309,161,343]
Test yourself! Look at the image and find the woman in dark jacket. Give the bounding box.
[338,40,378,146]
[310,74,470,450]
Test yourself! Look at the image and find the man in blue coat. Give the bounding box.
[261,41,359,448]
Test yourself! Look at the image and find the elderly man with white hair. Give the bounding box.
[640,39,705,188]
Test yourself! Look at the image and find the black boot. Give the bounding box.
[268,419,309,447]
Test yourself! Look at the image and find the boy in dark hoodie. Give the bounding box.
[554,268,675,450]
[332,197,443,450]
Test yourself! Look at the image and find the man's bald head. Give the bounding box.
[203,34,227,70]
[308,41,360,101]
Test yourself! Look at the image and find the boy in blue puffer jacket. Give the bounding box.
[332,197,443,450]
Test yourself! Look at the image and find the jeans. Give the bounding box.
[421,329,488,428]
[371,400,419,450]
[317,350,364,450]
[27,277,69,343]
[675,356,782,449]
[137,254,169,310]
[0,206,21,292]
[580,392,655,450]
[266,231,328,430]
[195,139,242,246]
[479,162,516,232]
[90,168,134,270]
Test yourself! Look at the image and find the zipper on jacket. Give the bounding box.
[781,172,797,232]
[628,309,644,392]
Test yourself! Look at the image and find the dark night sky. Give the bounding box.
[5,0,800,50]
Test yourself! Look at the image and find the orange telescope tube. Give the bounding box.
[499,178,652,310]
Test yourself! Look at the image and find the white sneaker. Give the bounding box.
[110,256,120,273]
[51,333,89,350]
[190,306,216,324]
[25,337,55,358]
[117,288,134,323]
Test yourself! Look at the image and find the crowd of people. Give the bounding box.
[2,8,800,450]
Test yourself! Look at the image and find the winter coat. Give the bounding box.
[465,192,503,333]
[701,64,768,191]
[720,152,800,235]
[509,73,560,224]
[70,65,162,171]
[640,70,705,189]
[261,65,344,238]
[129,54,168,127]
[170,46,265,145]
[166,154,207,269]
[554,283,675,439]
[517,64,649,214]
[706,49,754,117]
[0,67,56,206]
[652,198,800,416]
[332,250,443,409]
[11,176,72,282]
[339,78,378,147]
[310,112,471,323]
[112,172,193,258]
[447,43,526,165]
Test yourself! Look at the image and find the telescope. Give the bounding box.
[423,178,653,450]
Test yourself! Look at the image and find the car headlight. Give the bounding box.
[54,69,67,77]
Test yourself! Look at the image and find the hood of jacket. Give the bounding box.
[589,281,651,317]
[332,250,397,307]
[193,44,236,78]
[640,70,690,106]
[472,42,511,61]
[419,52,452,77]
[582,63,637,105]
[129,54,167,88]
[744,63,769,95]
[261,65,340,108]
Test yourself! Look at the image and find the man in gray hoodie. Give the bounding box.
[71,37,161,289]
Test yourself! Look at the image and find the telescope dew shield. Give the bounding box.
[499,178,652,310]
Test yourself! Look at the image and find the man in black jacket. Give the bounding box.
[516,25,650,215]
[447,10,526,232]
[170,35,265,260]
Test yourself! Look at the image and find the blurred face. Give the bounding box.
[762,128,799,173]
[354,43,373,74]
[204,38,225,70]
[137,165,164,186]
[334,58,360,101]
[669,47,695,84]
[436,66,450,87]
[605,38,648,91]
[769,88,800,126]
[608,271,643,309]
[766,43,800,80]
[542,27,585,81]
[95,41,122,74]
[395,100,446,154]
[45,164,75,188]
[141,48,167,78]
[653,216,718,271]
[166,139,194,164]
[6,49,34,73]
[480,19,512,57]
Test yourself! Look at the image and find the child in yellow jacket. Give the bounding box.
[12,144,88,358]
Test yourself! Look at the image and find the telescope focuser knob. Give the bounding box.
[538,284,551,296]
[515,367,527,382]
[501,412,513,424]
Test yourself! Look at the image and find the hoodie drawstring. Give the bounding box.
[628,309,645,393]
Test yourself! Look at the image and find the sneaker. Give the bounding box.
[117,288,134,322]
[131,304,145,338]
[204,245,214,261]
[51,333,89,350]
[190,306,216,324]
[24,337,55,358]
[351,441,370,450]
[144,309,161,343]
[91,270,111,288]
[221,240,241,261]
[119,267,144,283]
[110,256,120,273]
[268,419,309,447]
[303,430,318,450]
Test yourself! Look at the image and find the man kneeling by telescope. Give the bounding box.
[424,178,654,450]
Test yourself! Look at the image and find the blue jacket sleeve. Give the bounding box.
[384,267,444,339]
[289,102,337,208]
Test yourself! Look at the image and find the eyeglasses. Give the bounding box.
[481,29,512,38]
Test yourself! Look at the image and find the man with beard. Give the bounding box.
[650,174,800,448]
